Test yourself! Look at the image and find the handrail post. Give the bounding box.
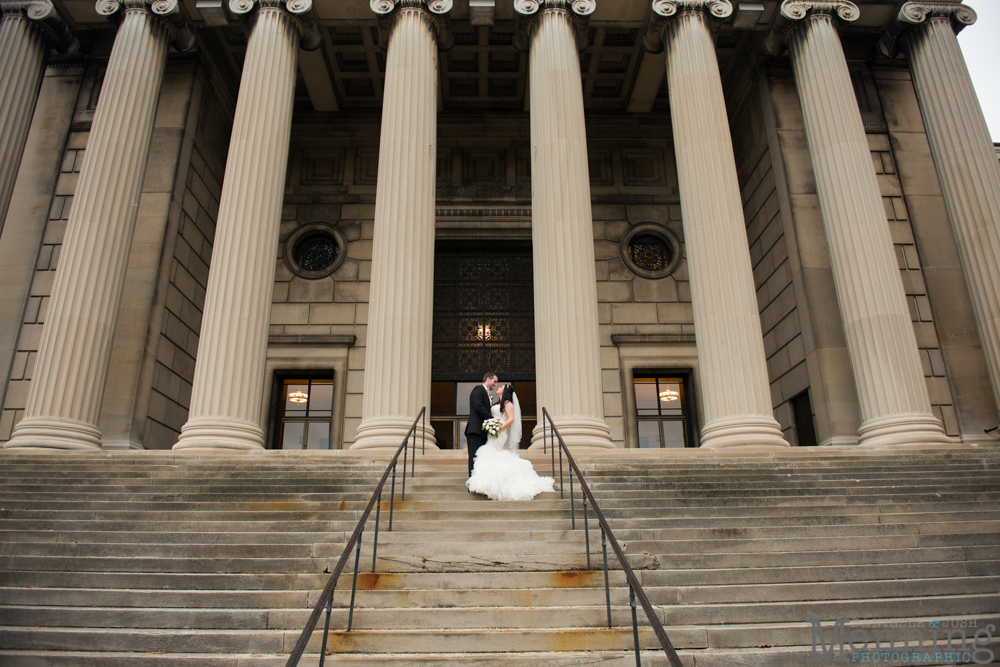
[372,491,381,571]
[347,528,363,631]
[422,408,426,454]
[402,431,408,501]
[550,415,555,477]
[388,463,396,532]
[318,594,333,666]
[543,411,547,454]
[569,465,575,529]
[411,422,416,477]
[583,493,590,569]
[558,439,564,499]
[630,584,641,666]
[602,528,611,629]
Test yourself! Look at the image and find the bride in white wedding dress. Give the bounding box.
[466,384,555,501]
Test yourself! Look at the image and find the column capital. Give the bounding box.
[228,0,321,50]
[1,0,78,53]
[371,0,453,51]
[877,1,976,58]
[96,0,196,51]
[642,0,732,54]
[513,0,595,53]
[763,0,858,55]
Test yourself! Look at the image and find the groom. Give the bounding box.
[464,372,497,477]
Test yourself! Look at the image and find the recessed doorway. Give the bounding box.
[431,241,536,448]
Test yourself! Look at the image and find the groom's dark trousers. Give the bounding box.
[464,384,493,477]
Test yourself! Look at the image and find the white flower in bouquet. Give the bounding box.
[482,417,502,437]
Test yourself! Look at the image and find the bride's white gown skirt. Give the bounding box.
[466,442,555,501]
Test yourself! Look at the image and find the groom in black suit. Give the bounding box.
[464,372,498,477]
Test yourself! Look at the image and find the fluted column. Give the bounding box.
[175,0,321,451]
[0,0,77,234]
[768,0,950,446]
[5,0,190,450]
[351,0,452,450]
[644,0,789,449]
[878,2,1000,420]
[514,0,614,449]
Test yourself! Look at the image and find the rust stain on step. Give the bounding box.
[355,572,401,590]
[550,571,599,588]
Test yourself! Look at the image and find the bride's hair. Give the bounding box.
[499,384,515,409]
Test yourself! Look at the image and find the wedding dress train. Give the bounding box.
[466,403,555,501]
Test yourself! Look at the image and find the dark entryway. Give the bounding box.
[431,241,536,449]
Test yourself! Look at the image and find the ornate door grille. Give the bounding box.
[432,246,535,382]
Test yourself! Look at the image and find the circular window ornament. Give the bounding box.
[283,223,347,279]
[619,223,682,279]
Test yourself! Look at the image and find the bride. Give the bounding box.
[466,383,555,501]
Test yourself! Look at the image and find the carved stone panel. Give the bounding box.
[621,148,665,186]
[301,149,346,185]
[463,149,506,185]
[353,148,379,185]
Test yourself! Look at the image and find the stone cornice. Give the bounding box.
[229,0,321,50]
[642,0,732,54]
[96,0,196,51]
[371,0,454,51]
[877,1,976,58]
[763,0,859,55]
[0,0,78,53]
[513,0,595,53]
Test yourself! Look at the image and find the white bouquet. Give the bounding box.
[482,417,502,438]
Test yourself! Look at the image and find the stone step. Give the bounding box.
[0,570,623,592]
[0,625,704,654]
[0,604,668,630]
[6,575,994,612]
[2,649,997,667]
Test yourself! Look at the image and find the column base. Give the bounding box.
[698,416,790,449]
[350,417,438,451]
[857,413,951,447]
[174,417,265,452]
[4,416,102,450]
[527,416,616,451]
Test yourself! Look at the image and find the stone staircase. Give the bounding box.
[0,445,999,666]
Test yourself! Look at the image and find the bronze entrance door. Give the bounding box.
[430,242,536,449]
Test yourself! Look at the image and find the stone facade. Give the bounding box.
[1,0,998,451]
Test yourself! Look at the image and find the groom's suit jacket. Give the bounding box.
[464,385,493,437]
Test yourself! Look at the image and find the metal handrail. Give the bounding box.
[284,407,427,667]
[541,407,685,667]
